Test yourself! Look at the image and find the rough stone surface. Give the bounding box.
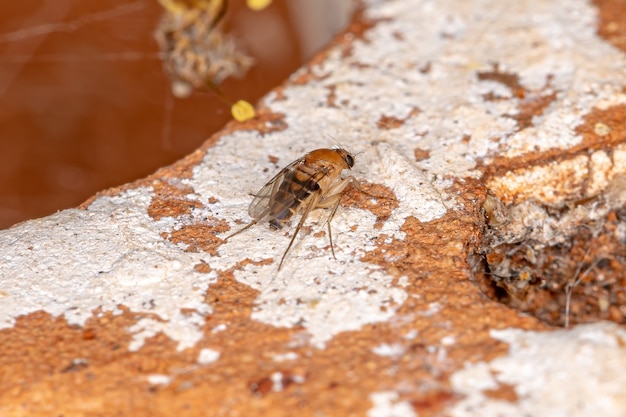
[1,0,625,416]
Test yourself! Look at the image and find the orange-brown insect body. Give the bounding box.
[227,148,357,270]
[263,148,353,229]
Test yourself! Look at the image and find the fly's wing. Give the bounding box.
[248,158,302,222]
[248,157,326,223]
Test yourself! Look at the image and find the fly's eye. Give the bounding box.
[345,154,354,168]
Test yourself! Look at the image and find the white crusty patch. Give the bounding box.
[376,142,450,227]
[146,374,172,386]
[2,0,626,356]
[488,144,626,205]
[0,188,216,351]
[368,391,418,417]
[189,130,415,348]
[197,348,221,364]
[448,322,626,417]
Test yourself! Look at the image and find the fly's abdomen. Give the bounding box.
[268,163,321,228]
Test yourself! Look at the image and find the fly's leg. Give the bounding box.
[316,176,357,209]
[278,192,321,271]
[315,176,356,259]
[319,175,385,202]
[318,193,343,260]
[224,220,257,240]
[228,175,282,240]
[315,176,390,260]
[342,176,386,200]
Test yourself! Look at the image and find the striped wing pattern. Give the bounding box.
[248,158,327,227]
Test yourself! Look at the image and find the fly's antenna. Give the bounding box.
[326,134,346,150]
[326,134,355,157]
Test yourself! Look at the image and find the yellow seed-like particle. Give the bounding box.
[594,122,611,137]
[231,100,256,121]
[247,0,272,11]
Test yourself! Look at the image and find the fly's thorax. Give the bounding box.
[305,148,354,171]
[297,148,355,195]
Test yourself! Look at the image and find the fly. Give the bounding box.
[226,148,363,270]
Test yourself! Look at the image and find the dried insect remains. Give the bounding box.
[155,0,256,121]
[155,0,254,97]
[226,148,371,270]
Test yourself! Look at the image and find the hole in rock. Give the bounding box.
[472,176,626,327]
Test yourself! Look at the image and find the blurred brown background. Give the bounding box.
[0,0,353,229]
